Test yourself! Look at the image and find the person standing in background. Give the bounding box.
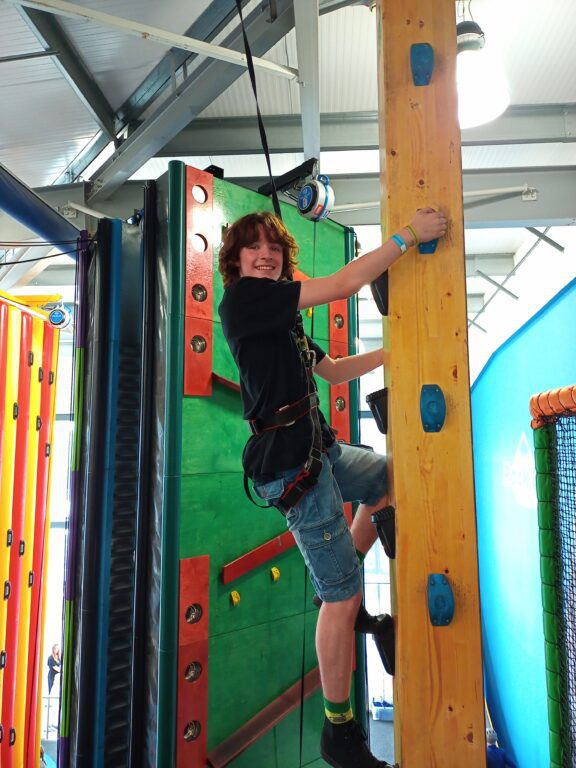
[47,643,61,694]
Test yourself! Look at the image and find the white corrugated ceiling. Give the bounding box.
[0,0,574,377]
[0,0,574,188]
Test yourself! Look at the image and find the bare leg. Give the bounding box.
[350,492,390,555]
[318,589,392,766]
[315,591,362,701]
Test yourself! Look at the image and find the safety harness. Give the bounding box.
[246,313,325,515]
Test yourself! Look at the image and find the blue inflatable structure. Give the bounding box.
[472,277,576,768]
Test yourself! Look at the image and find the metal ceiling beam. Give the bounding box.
[87,0,297,202]
[23,263,76,285]
[0,162,80,246]
[294,0,321,161]
[0,180,144,248]
[467,316,487,333]
[465,293,485,313]
[116,0,240,127]
[468,228,549,328]
[462,103,576,146]
[161,103,576,155]
[319,0,373,11]
[9,0,297,79]
[524,226,565,252]
[463,168,576,227]
[17,6,116,137]
[164,112,375,154]
[232,167,576,227]
[475,269,519,300]
[465,253,514,277]
[53,0,243,183]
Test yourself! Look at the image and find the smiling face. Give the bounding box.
[238,225,284,281]
[219,212,299,288]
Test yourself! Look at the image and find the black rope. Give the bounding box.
[0,239,80,247]
[298,565,308,768]
[0,244,88,266]
[234,5,310,764]
[297,223,318,768]
[235,0,282,220]
[310,222,318,336]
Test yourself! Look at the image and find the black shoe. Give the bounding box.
[371,506,396,559]
[372,617,395,676]
[320,717,392,768]
[355,606,391,635]
[311,598,392,637]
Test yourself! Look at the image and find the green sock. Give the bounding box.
[356,549,366,564]
[324,697,353,725]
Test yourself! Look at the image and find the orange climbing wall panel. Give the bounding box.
[176,556,209,768]
[184,167,214,398]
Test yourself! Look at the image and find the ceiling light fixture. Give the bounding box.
[456,20,510,130]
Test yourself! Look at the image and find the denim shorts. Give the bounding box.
[253,442,388,602]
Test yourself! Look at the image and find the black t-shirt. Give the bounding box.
[218,277,335,480]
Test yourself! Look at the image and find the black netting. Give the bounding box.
[554,414,576,763]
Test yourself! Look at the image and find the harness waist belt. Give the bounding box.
[248,392,319,435]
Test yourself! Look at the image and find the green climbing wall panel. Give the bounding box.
[159,161,359,767]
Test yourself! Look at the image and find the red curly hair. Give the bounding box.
[218,212,299,288]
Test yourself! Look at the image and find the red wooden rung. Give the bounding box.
[177,555,210,768]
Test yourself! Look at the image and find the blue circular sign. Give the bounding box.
[49,308,64,324]
[298,185,313,211]
[48,308,68,327]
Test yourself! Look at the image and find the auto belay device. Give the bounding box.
[297,174,335,222]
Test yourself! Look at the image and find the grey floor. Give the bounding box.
[369,718,395,765]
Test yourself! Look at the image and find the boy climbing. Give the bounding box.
[218,207,447,767]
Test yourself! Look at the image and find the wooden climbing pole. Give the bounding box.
[375,2,485,766]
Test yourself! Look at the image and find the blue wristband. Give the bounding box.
[391,233,408,253]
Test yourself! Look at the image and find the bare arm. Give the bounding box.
[298,208,447,310]
[314,348,387,385]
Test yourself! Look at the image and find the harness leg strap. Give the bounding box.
[371,505,396,559]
